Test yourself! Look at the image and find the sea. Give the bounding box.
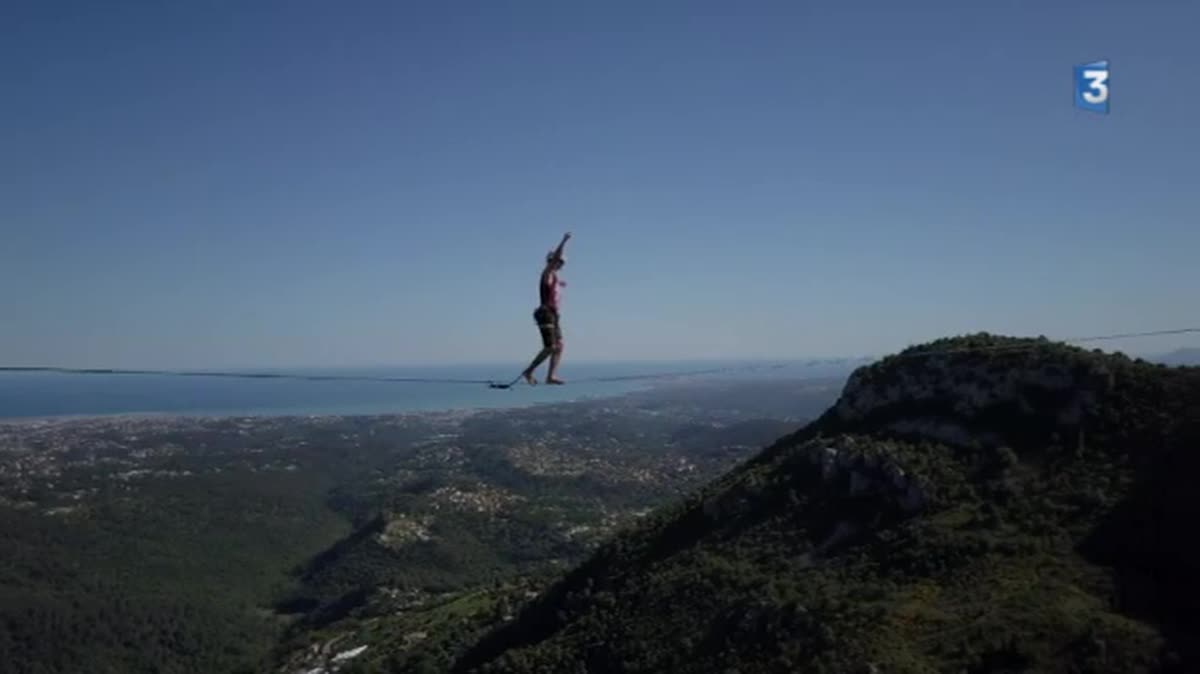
[0,359,860,420]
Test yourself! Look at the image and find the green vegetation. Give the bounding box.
[455,335,1200,673]
[0,471,349,673]
[17,341,1192,674]
[0,379,841,672]
[276,576,559,674]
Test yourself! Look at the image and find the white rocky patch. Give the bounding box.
[331,645,368,663]
[803,442,927,514]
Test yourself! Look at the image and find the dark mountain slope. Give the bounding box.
[452,334,1200,674]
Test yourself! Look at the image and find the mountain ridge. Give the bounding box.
[452,333,1200,674]
[1152,348,1200,367]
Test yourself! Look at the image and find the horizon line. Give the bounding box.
[0,356,873,376]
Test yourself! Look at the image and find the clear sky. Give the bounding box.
[2,1,1197,369]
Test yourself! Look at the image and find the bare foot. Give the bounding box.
[546,377,566,385]
[523,372,538,386]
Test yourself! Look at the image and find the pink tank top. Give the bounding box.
[540,271,560,311]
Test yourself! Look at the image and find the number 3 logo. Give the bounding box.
[1081,69,1109,104]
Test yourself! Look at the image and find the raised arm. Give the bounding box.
[551,232,571,260]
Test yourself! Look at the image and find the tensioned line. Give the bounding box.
[1,327,1196,389]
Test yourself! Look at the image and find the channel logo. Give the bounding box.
[1075,60,1110,114]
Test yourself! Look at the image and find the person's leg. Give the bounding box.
[523,347,551,384]
[546,319,565,384]
[524,310,556,384]
[546,346,564,383]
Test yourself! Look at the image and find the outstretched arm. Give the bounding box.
[551,232,571,260]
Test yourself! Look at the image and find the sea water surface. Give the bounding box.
[0,360,858,420]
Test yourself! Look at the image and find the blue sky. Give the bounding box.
[2,1,1197,368]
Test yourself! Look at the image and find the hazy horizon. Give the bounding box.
[3,338,1193,373]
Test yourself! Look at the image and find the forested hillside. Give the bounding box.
[454,335,1200,674]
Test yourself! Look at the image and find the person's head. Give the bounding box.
[546,251,565,270]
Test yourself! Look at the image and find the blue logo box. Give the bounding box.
[1075,60,1110,114]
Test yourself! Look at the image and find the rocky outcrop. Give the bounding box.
[802,440,927,514]
[833,348,1116,447]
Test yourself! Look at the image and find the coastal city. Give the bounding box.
[0,377,843,672]
[0,378,841,519]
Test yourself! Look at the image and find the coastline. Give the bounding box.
[0,360,855,425]
[0,384,654,427]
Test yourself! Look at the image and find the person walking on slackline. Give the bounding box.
[522,232,571,385]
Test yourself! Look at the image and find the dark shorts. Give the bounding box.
[533,306,562,349]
